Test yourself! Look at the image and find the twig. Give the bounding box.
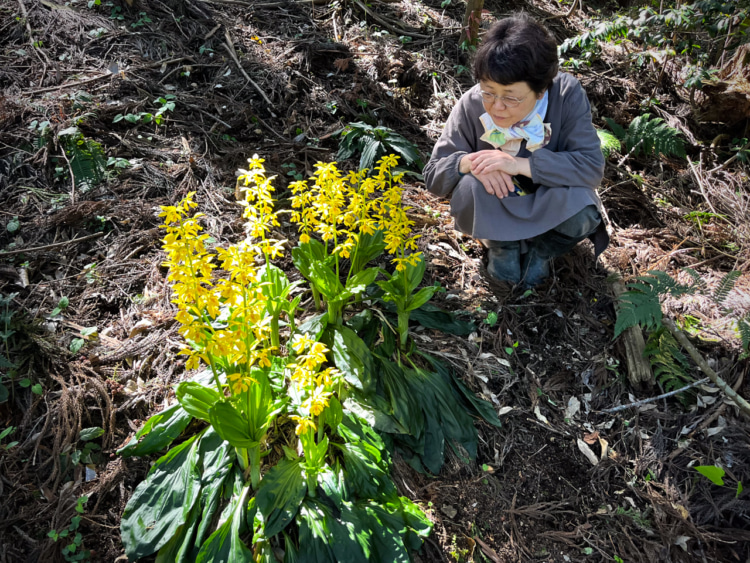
[664,318,750,417]
[688,159,719,216]
[59,145,76,204]
[708,139,750,173]
[25,73,110,95]
[601,377,709,413]
[0,232,105,257]
[544,0,582,20]
[223,31,272,105]
[352,0,432,39]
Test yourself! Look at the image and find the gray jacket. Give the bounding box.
[423,72,608,255]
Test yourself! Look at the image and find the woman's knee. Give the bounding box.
[553,205,601,238]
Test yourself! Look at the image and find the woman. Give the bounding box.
[423,14,608,287]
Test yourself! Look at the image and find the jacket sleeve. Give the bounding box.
[423,92,481,198]
[528,79,604,190]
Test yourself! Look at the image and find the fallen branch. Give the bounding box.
[0,232,105,257]
[223,31,272,105]
[601,377,709,413]
[664,318,750,417]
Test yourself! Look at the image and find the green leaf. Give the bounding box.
[297,498,370,563]
[737,481,743,498]
[596,128,621,157]
[31,384,43,395]
[121,432,203,559]
[321,395,343,433]
[408,303,475,336]
[331,326,375,394]
[176,382,222,422]
[117,403,192,457]
[406,286,437,312]
[156,430,234,563]
[339,440,394,500]
[310,262,344,301]
[196,486,254,563]
[345,268,378,296]
[256,458,307,537]
[695,465,725,486]
[209,401,257,448]
[350,230,385,273]
[79,427,104,441]
[70,338,85,354]
[292,239,328,281]
[378,358,424,437]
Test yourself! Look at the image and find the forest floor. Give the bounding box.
[1,0,749,561]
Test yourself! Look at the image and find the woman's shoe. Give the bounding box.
[521,246,550,287]
[486,244,522,284]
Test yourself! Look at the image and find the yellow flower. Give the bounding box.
[300,233,310,244]
[290,415,316,436]
[303,387,332,417]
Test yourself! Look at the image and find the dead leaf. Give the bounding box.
[334,58,351,71]
[534,405,549,424]
[440,505,457,519]
[583,431,600,445]
[564,396,581,420]
[577,438,599,466]
[129,319,154,338]
[598,437,609,460]
[674,536,691,551]
[475,537,502,563]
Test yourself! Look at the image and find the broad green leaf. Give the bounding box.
[428,355,502,428]
[292,239,328,281]
[345,268,378,295]
[256,458,307,537]
[310,262,344,301]
[331,326,375,394]
[404,256,426,294]
[156,429,234,563]
[298,313,329,341]
[358,501,410,563]
[378,359,423,437]
[695,465,725,486]
[405,286,437,312]
[79,427,104,441]
[350,230,385,273]
[209,401,257,448]
[339,440,394,500]
[176,382,222,422]
[321,395,343,432]
[196,486,254,563]
[408,303,475,336]
[118,403,192,457]
[297,498,370,563]
[342,397,408,435]
[121,432,203,559]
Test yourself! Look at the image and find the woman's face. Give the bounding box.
[479,80,544,128]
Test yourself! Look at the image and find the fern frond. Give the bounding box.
[0,353,13,369]
[645,328,693,392]
[713,271,741,306]
[738,315,750,358]
[682,268,707,293]
[597,128,621,158]
[622,114,686,159]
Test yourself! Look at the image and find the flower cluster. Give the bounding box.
[237,155,285,261]
[288,333,340,435]
[290,155,420,270]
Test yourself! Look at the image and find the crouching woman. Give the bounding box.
[423,14,608,287]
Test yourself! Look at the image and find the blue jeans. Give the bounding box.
[482,205,601,257]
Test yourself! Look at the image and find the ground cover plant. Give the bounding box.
[1,0,749,561]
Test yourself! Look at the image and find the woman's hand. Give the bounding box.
[465,150,531,178]
[474,169,515,199]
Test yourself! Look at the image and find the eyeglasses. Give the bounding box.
[480,90,530,108]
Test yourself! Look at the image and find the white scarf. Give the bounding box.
[479,91,551,156]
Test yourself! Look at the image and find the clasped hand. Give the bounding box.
[460,150,530,200]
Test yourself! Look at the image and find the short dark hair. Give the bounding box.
[473,15,559,95]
